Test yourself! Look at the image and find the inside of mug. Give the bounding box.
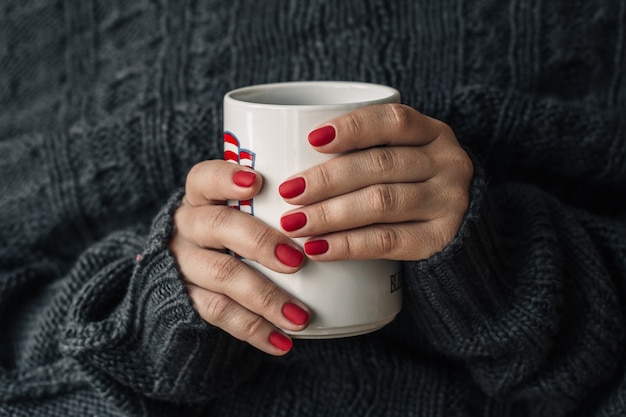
[229,82,396,106]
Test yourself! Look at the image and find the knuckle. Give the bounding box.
[185,161,209,193]
[376,227,400,257]
[438,127,473,178]
[419,152,435,174]
[442,144,473,177]
[343,111,363,137]
[432,120,457,146]
[201,293,233,325]
[314,202,334,228]
[386,103,414,131]
[171,205,189,235]
[203,206,233,233]
[313,164,333,191]
[339,226,400,259]
[428,182,460,219]
[433,153,472,214]
[367,147,396,177]
[254,284,283,313]
[368,184,396,215]
[456,150,474,179]
[173,204,186,225]
[247,224,277,252]
[210,254,243,285]
[437,120,455,137]
[339,233,355,258]
[449,185,470,211]
[440,223,459,247]
[186,162,203,185]
[240,315,266,341]
[431,225,453,255]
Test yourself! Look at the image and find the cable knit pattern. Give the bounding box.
[1,1,625,416]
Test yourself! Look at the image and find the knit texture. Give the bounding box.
[1,1,625,416]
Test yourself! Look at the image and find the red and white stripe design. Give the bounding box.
[223,132,256,215]
[224,132,240,164]
[239,150,254,168]
[239,199,253,215]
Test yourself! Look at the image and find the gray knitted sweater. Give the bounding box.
[1,1,625,416]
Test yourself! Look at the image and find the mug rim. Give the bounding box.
[224,81,400,110]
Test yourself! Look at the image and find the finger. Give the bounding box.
[173,203,305,272]
[280,182,450,238]
[303,219,461,262]
[187,284,296,356]
[184,160,262,207]
[175,243,310,331]
[279,145,435,205]
[307,103,451,152]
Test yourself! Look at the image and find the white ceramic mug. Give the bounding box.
[223,81,402,338]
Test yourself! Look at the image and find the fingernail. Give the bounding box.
[233,170,257,187]
[269,331,293,352]
[275,244,304,267]
[282,303,309,325]
[280,212,307,232]
[308,125,336,147]
[279,177,305,199]
[304,240,329,255]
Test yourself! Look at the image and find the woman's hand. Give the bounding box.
[170,161,310,356]
[278,103,473,261]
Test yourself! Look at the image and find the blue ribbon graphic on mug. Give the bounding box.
[224,131,256,215]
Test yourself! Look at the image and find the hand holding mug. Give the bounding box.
[279,103,473,262]
[169,160,310,356]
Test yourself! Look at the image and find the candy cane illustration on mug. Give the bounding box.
[224,131,256,215]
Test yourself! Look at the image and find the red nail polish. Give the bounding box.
[279,177,305,199]
[280,212,307,232]
[304,240,329,255]
[233,171,257,187]
[308,125,336,147]
[282,303,309,325]
[275,244,304,267]
[269,331,293,352]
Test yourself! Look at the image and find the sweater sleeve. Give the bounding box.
[0,101,263,412]
[401,157,626,412]
[59,190,263,407]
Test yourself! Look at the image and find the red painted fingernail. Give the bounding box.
[280,212,307,232]
[233,170,257,187]
[308,125,336,147]
[269,331,293,352]
[282,303,309,325]
[304,240,329,255]
[275,244,304,267]
[279,177,305,199]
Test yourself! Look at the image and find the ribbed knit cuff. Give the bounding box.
[401,161,551,359]
[401,160,626,405]
[62,189,260,404]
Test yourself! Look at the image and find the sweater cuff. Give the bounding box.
[401,160,556,358]
[62,189,260,404]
